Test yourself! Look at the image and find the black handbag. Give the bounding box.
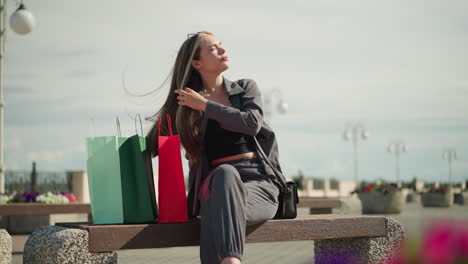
[254,138,299,219]
[273,181,299,219]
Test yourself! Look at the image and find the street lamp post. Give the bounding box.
[387,140,407,184]
[342,122,369,185]
[263,88,288,124]
[442,148,457,185]
[0,0,35,193]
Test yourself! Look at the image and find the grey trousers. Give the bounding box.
[198,157,280,264]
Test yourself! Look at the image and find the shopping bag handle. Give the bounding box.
[88,117,124,138]
[158,114,173,136]
[116,116,122,137]
[90,118,95,139]
[134,113,144,136]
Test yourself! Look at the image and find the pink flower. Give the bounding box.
[363,184,375,192]
[457,224,468,259]
[381,219,468,264]
[420,219,468,264]
[62,193,78,203]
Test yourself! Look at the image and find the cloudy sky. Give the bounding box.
[4,0,468,183]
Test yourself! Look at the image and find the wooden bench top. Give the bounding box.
[297,197,341,208]
[56,214,387,253]
[0,203,92,216]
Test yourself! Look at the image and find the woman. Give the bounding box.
[146,31,287,264]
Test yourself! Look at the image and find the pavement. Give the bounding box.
[11,200,468,264]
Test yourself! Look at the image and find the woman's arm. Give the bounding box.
[203,79,263,136]
[174,79,264,136]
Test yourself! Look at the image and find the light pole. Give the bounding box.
[387,140,407,184]
[442,148,457,185]
[263,88,288,124]
[0,0,35,193]
[343,122,369,184]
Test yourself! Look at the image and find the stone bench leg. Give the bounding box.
[314,218,406,264]
[0,229,11,264]
[24,226,117,264]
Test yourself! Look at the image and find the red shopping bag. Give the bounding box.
[158,114,188,223]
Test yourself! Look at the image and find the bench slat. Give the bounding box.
[56,214,386,253]
[0,203,92,215]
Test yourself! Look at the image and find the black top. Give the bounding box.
[204,118,257,163]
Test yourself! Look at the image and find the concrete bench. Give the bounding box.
[298,196,363,215]
[23,214,405,264]
[0,229,11,264]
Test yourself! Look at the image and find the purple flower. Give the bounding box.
[315,248,363,264]
[11,190,39,203]
[24,190,39,202]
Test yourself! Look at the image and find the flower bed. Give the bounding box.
[421,185,453,207]
[0,190,82,234]
[0,190,78,204]
[351,183,406,214]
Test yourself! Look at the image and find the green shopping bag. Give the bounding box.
[86,115,156,224]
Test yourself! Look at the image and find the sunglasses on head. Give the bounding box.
[187,31,210,39]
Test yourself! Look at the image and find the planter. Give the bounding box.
[454,193,465,205]
[0,214,89,234]
[0,215,50,234]
[357,190,405,214]
[405,192,420,203]
[0,203,91,234]
[421,191,454,207]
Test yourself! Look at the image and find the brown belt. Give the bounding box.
[210,152,258,166]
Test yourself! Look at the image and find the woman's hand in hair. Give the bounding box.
[174,88,208,111]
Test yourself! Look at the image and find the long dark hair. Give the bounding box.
[143,31,214,165]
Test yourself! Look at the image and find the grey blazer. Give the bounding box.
[186,76,287,218]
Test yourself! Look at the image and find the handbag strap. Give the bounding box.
[253,136,289,193]
[158,114,174,136]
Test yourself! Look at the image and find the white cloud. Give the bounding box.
[26,151,66,163]
[5,134,22,150]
